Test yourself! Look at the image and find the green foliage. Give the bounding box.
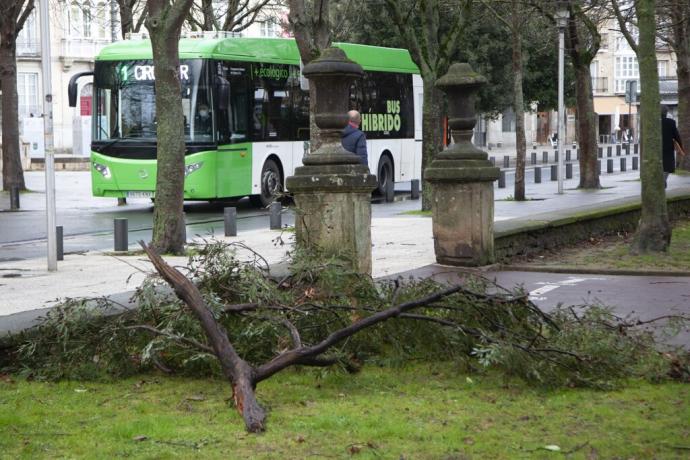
[5,240,688,389]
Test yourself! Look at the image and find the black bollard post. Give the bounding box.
[607,146,612,157]
[566,163,573,179]
[114,218,128,251]
[56,226,64,261]
[498,170,506,188]
[531,152,537,165]
[566,150,571,162]
[616,145,621,156]
[503,156,510,168]
[633,156,639,170]
[620,157,626,172]
[607,159,613,173]
[224,207,237,237]
[624,144,630,155]
[9,186,20,211]
[634,143,639,155]
[181,212,186,244]
[550,164,557,181]
[555,151,559,162]
[597,160,601,175]
[270,202,281,229]
[598,147,603,158]
[542,151,548,164]
[411,179,420,200]
[535,167,542,183]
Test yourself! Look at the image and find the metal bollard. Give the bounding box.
[634,143,639,155]
[534,167,542,183]
[498,170,506,188]
[9,186,20,210]
[607,159,613,173]
[550,164,557,181]
[607,146,612,157]
[566,150,571,162]
[269,202,282,229]
[503,156,510,168]
[56,226,64,261]
[616,145,621,156]
[554,151,559,162]
[566,163,573,179]
[633,156,639,170]
[597,160,601,175]
[114,218,128,251]
[531,152,537,165]
[598,147,603,158]
[624,144,630,155]
[542,151,548,164]
[620,157,626,172]
[411,179,420,200]
[490,156,496,166]
[224,207,237,237]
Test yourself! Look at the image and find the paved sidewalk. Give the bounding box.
[2,168,690,335]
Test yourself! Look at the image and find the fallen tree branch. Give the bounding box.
[124,325,214,354]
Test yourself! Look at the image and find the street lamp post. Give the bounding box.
[40,0,57,271]
[555,2,570,195]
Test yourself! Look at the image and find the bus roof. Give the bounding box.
[96,37,419,74]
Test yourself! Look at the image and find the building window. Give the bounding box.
[16,10,38,54]
[17,72,39,118]
[97,2,107,39]
[68,1,94,38]
[658,60,668,78]
[600,33,608,50]
[501,108,516,133]
[615,55,639,93]
[260,18,278,37]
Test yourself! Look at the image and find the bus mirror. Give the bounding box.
[68,71,94,107]
[215,76,229,110]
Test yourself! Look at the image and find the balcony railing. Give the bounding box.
[60,38,110,60]
[591,77,609,94]
[17,40,40,57]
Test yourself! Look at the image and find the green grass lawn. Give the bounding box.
[528,219,690,271]
[1,365,688,459]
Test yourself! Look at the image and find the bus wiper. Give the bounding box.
[95,138,124,152]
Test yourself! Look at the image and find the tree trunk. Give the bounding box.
[0,38,26,191]
[574,62,600,188]
[148,25,186,254]
[677,46,690,170]
[511,24,526,201]
[631,0,670,253]
[118,2,134,38]
[201,0,214,30]
[421,78,444,211]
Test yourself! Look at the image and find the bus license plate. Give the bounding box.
[126,191,153,199]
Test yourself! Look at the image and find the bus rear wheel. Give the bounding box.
[250,158,282,208]
[376,155,394,201]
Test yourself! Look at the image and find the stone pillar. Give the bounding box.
[425,63,499,266]
[286,48,377,274]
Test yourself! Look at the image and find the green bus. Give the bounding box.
[69,36,422,207]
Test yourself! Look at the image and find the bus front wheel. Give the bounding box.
[250,158,282,208]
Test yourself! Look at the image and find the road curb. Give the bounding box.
[500,264,690,277]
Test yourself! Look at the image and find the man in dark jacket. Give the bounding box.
[341,110,368,166]
[661,105,683,188]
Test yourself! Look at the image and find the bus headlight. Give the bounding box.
[93,162,111,178]
[184,161,204,177]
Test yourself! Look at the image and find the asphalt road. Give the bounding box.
[394,266,690,347]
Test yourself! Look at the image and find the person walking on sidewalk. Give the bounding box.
[661,105,683,188]
[341,110,368,166]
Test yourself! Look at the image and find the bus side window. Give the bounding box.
[217,63,249,144]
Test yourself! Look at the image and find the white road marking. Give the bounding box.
[529,276,607,301]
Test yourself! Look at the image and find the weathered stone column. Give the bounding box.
[425,63,500,266]
[286,48,377,274]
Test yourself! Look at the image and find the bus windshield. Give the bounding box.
[93,59,213,143]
